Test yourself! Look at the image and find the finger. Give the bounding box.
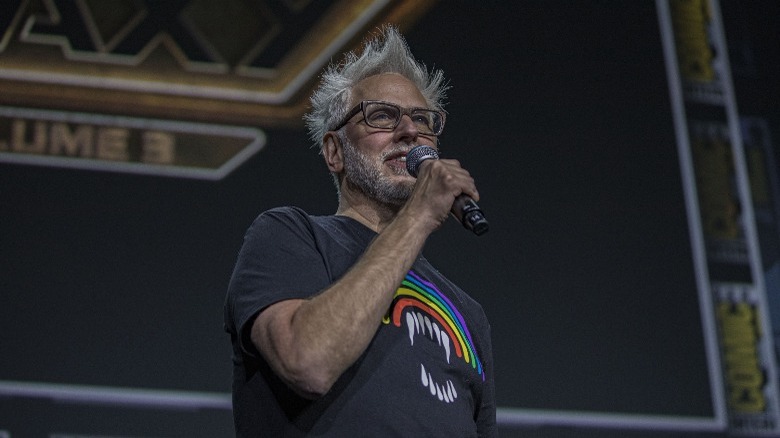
[430,159,480,201]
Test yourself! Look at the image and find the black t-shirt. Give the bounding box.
[224,207,496,437]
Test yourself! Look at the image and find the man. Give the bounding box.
[224,26,496,437]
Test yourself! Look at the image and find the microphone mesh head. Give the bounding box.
[406,146,439,177]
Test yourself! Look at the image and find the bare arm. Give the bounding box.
[251,159,479,398]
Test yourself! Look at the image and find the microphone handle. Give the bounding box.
[452,194,489,236]
[406,145,489,236]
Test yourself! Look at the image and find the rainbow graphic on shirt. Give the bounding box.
[382,270,485,380]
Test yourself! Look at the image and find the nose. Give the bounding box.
[393,114,419,142]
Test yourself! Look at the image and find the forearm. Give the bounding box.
[253,211,432,396]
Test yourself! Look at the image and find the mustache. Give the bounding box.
[379,143,417,161]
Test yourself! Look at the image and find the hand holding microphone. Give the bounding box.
[406,146,489,236]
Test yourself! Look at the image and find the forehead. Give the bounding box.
[351,73,428,108]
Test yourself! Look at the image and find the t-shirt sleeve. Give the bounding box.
[225,207,330,358]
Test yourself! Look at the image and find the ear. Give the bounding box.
[322,132,344,173]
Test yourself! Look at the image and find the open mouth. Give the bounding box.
[384,150,410,172]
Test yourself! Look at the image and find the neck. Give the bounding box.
[336,187,401,233]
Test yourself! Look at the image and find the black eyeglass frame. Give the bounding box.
[331,100,446,136]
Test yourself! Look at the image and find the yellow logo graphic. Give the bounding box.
[0,0,435,126]
[0,0,434,177]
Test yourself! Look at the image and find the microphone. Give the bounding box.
[406,145,489,236]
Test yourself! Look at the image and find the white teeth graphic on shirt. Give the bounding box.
[405,311,451,363]
[404,311,457,403]
[420,363,458,403]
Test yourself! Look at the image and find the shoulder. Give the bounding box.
[249,207,374,241]
[244,206,316,239]
[251,206,310,227]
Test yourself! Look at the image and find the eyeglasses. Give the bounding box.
[332,100,446,136]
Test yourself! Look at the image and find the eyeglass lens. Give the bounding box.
[364,102,442,135]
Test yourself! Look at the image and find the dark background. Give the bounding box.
[2,1,779,436]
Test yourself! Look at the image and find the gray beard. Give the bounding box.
[341,139,414,208]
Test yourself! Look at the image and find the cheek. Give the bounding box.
[355,132,394,152]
